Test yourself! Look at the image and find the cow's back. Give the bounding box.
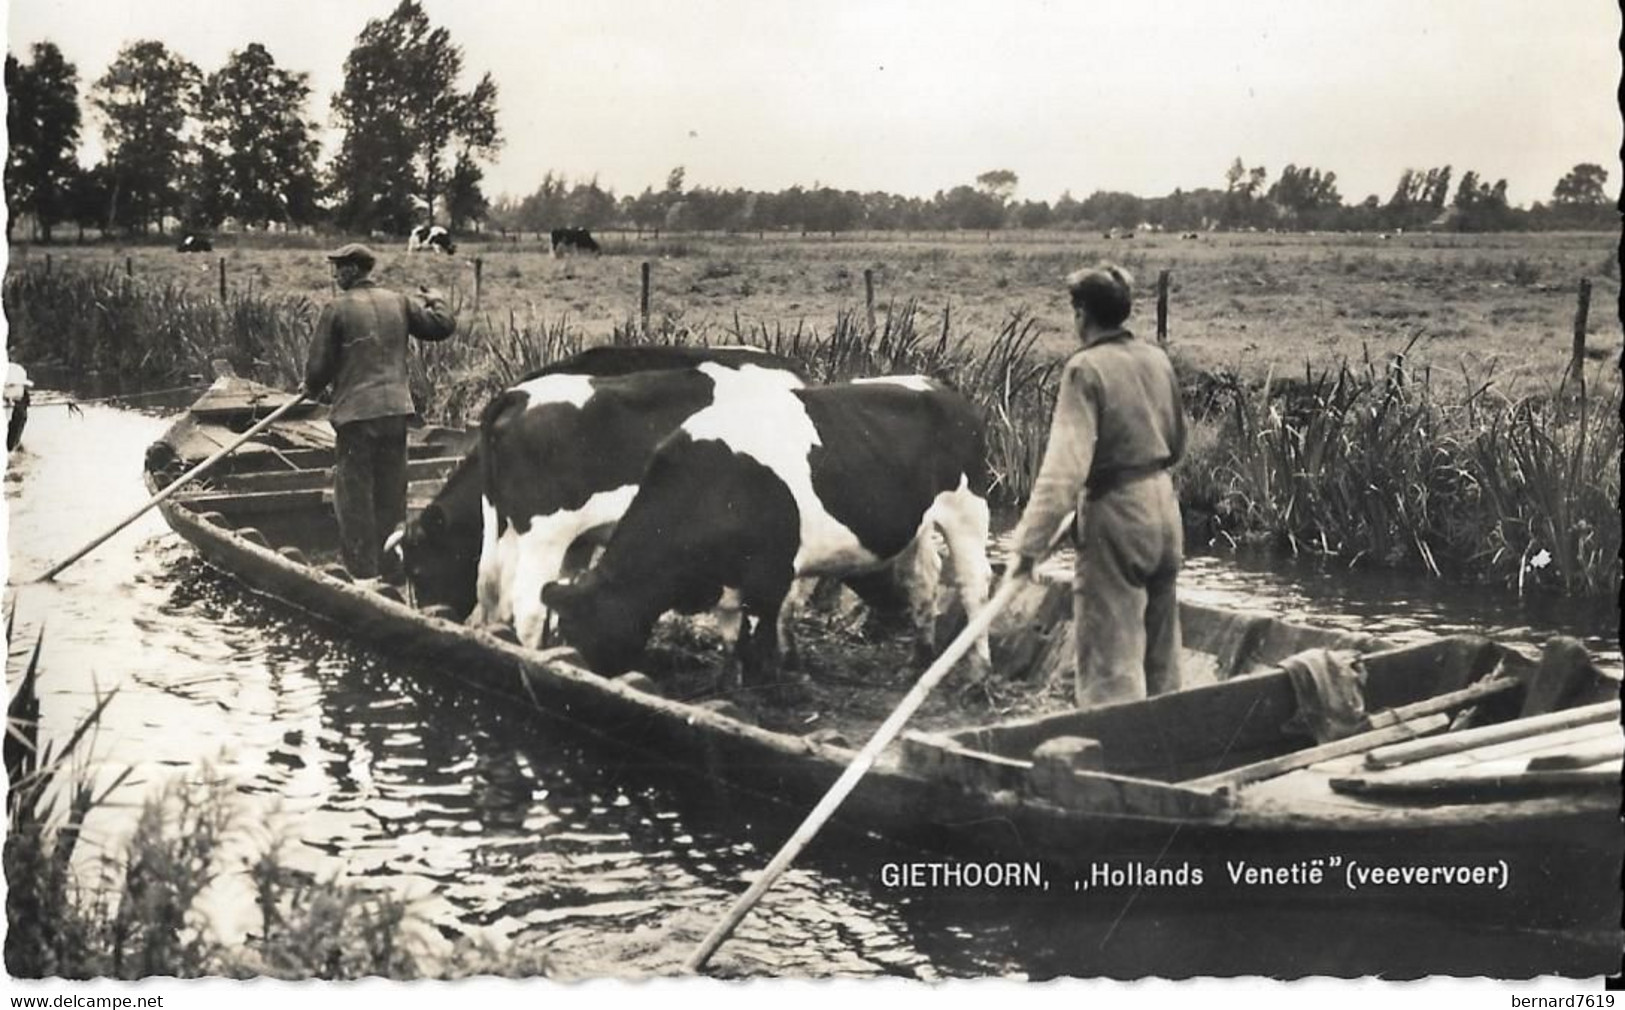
[799,382,989,560]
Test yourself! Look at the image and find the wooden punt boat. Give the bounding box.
[144,377,1623,931]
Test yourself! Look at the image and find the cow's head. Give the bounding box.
[386,504,478,619]
[541,577,649,675]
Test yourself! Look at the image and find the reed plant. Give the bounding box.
[4,626,555,979]
[1190,349,1621,595]
[9,261,1617,594]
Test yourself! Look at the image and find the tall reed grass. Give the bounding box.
[1182,351,1621,595]
[8,262,1617,595]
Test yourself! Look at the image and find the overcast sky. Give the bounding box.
[7,0,1621,206]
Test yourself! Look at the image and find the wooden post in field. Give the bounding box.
[125,256,133,279]
[1156,269,1171,346]
[641,261,653,335]
[218,257,228,301]
[474,257,484,311]
[44,254,52,277]
[864,268,876,332]
[1568,277,1591,391]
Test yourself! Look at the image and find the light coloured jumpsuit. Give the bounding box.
[1010,327,1187,707]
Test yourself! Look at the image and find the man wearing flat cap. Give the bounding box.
[1006,264,1187,707]
[304,243,457,585]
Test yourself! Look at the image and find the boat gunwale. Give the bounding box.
[144,403,1623,841]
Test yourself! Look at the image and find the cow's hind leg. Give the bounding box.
[508,518,590,649]
[891,528,944,665]
[928,484,994,680]
[774,577,814,673]
[470,497,510,629]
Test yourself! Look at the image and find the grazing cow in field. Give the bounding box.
[176,234,212,253]
[550,227,601,256]
[386,345,805,633]
[541,378,994,687]
[409,225,456,254]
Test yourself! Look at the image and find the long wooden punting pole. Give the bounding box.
[684,573,1026,973]
[32,393,307,583]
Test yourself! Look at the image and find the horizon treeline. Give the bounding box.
[6,0,1617,243]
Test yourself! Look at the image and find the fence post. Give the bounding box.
[125,256,133,279]
[218,257,228,301]
[474,257,483,311]
[864,268,876,332]
[641,261,653,335]
[1566,279,1592,394]
[44,254,52,277]
[1156,269,1171,346]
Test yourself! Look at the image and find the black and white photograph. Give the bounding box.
[2,0,1620,995]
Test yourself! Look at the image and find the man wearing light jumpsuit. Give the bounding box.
[1007,265,1187,706]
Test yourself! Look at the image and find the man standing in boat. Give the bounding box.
[1006,264,1187,706]
[303,243,457,586]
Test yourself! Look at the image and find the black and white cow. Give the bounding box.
[541,377,993,686]
[176,234,213,253]
[550,228,600,256]
[409,225,456,254]
[385,345,805,632]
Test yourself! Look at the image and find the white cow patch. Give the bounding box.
[696,361,806,396]
[852,374,939,392]
[682,386,878,574]
[474,362,806,647]
[681,387,992,666]
[511,372,597,410]
[479,485,640,648]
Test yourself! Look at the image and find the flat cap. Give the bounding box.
[325,242,377,268]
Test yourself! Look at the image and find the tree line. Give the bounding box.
[490,157,1611,238]
[5,0,498,242]
[6,1,1615,243]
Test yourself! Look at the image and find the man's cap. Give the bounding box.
[325,243,377,269]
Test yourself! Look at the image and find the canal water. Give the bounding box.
[3,395,1619,979]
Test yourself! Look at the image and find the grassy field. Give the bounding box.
[8,229,1618,392]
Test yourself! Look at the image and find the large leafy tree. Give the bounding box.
[1552,163,1609,206]
[91,40,200,235]
[329,0,501,234]
[193,43,321,230]
[6,42,83,242]
[975,169,1019,204]
[1268,164,1341,226]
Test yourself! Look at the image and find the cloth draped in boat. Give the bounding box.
[1280,648,1370,743]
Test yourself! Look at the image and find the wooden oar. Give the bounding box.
[684,571,1027,973]
[31,392,308,583]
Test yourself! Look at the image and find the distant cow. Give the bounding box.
[176,234,212,253]
[550,228,601,256]
[386,345,806,633]
[541,377,993,687]
[409,225,456,254]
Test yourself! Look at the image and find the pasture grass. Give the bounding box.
[5,231,1619,595]
[4,629,556,979]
